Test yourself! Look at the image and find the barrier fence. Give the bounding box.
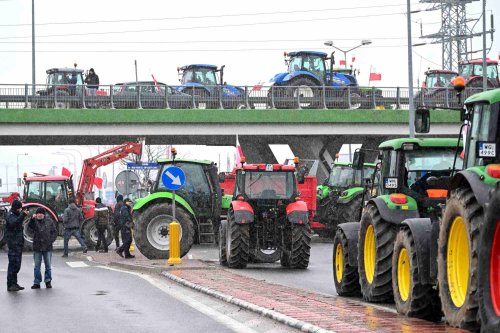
[0,84,491,110]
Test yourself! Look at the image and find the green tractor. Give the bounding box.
[315,162,375,237]
[389,88,500,331]
[133,158,224,259]
[333,138,461,302]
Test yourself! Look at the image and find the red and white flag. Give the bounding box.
[62,167,71,177]
[151,74,161,94]
[234,135,244,167]
[351,55,356,63]
[339,60,346,66]
[94,177,103,189]
[369,72,382,81]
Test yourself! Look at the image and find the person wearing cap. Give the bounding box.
[115,198,134,259]
[62,198,88,257]
[6,200,28,292]
[112,194,124,248]
[84,68,99,108]
[28,207,57,289]
[94,197,109,253]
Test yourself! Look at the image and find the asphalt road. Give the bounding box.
[0,249,302,333]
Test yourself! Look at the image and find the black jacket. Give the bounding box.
[113,201,124,226]
[28,216,57,252]
[63,203,84,229]
[119,204,133,229]
[84,73,99,89]
[6,209,26,248]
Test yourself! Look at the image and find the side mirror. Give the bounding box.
[218,172,226,182]
[415,108,430,134]
[352,150,365,170]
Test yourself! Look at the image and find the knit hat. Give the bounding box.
[124,198,132,204]
[35,207,46,215]
[95,197,102,204]
[116,194,124,202]
[11,200,22,211]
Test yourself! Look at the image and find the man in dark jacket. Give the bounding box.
[84,68,99,108]
[62,199,87,257]
[6,200,28,292]
[94,197,109,253]
[115,198,134,259]
[28,207,57,289]
[112,194,124,248]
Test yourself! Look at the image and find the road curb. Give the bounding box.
[162,271,336,333]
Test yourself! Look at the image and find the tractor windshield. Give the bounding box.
[288,55,325,78]
[404,149,461,187]
[236,171,296,200]
[425,73,456,88]
[460,63,499,80]
[181,68,218,85]
[465,102,500,168]
[47,72,83,86]
[327,166,374,187]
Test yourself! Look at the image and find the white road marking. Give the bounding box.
[66,261,88,268]
[98,266,260,333]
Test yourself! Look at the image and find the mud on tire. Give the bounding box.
[134,203,194,260]
[392,226,441,321]
[437,188,481,330]
[333,227,361,296]
[226,209,250,268]
[358,204,396,302]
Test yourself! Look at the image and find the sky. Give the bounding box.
[0,0,498,87]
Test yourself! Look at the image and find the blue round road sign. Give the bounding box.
[161,166,185,191]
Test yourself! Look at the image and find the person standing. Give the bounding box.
[94,197,109,253]
[84,68,99,108]
[6,200,28,292]
[115,198,134,259]
[28,207,57,289]
[112,194,124,248]
[62,198,88,257]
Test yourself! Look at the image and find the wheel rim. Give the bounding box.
[294,85,314,107]
[447,216,470,308]
[23,220,34,243]
[335,243,344,283]
[146,215,180,251]
[491,219,500,316]
[398,248,411,301]
[89,224,99,243]
[364,224,376,284]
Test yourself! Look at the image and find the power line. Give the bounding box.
[0,11,408,40]
[0,2,423,27]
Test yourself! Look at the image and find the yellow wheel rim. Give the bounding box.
[398,248,411,301]
[447,216,470,308]
[335,243,344,283]
[364,225,376,284]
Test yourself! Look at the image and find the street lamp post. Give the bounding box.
[323,40,372,69]
[53,152,76,176]
[16,153,28,192]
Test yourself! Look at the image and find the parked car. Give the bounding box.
[112,81,192,109]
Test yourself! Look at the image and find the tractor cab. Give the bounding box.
[178,64,220,86]
[44,67,85,95]
[422,69,458,89]
[285,51,328,84]
[23,175,75,219]
[459,59,499,88]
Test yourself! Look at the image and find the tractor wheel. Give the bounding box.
[333,227,361,296]
[219,220,228,266]
[478,189,500,332]
[281,224,311,269]
[349,92,362,110]
[289,77,320,109]
[226,209,250,268]
[392,226,442,321]
[337,194,364,225]
[185,88,212,109]
[82,220,113,250]
[437,188,481,330]
[22,209,37,251]
[358,204,396,302]
[134,203,194,260]
[54,90,70,109]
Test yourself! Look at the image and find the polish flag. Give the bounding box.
[352,55,356,63]
[62,167,71,177]
[234,135,244,167]
[151,74,161,94]
[339,60,346,66]
[369,73,382,81]
[93,177,103,189]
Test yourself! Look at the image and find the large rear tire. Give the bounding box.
[82,220,113,250]
[219,220,228,266]
[281,224,311,269]
[134,203,194,260]
[392,226,442,321]
[358,204,396,302]
[478,188,500,332]
[333,227,361,296]
[337,194,364,225]
[226,209,250,268]
[437,188,481,330]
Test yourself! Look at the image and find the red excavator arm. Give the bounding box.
[75,142,142,205]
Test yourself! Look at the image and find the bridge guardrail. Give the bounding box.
[0,84,491,110]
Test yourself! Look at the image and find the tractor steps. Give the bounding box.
[198,221,215,244]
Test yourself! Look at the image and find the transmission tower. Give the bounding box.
[419,0,488,71]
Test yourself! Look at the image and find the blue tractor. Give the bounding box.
[177,64,245,108]
[264,51,360,108]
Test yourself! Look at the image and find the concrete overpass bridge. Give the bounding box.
[0,108,461,179]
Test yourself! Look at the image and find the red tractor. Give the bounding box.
[219,161,312,269]
[459,59,499,88]
[20,142,142,249]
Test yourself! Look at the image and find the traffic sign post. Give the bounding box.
[161,164,185,222]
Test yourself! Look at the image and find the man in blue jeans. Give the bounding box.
[28,207,57,289]
[62,199,87,257]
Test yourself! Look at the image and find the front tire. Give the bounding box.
[333,227,361,296]
[478,188,500,332]
[392,226,441,321]
[358,204,396,302]
[437,188,481,330]
[134,203,194,260]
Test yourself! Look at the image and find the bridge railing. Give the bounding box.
[0,84,490,110]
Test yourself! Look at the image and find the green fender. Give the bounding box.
[133,192,195,216]
[221,194,232,210]
[368,195,419,225]
[316,185,331,200]
[338,187,364,203]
